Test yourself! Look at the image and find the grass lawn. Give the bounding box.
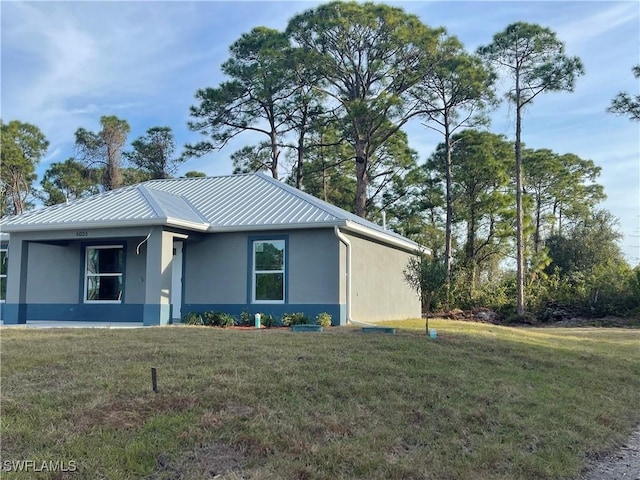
[1,320,639,479]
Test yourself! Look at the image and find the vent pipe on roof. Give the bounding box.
[382,211,387,230]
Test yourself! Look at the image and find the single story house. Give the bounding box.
[0,173,422,326]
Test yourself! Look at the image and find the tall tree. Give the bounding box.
[608,65,640,121]
[286,1,442,217]
[296,123,355,211]
[0,119,49,215]
[187,27,295,179]
[75,115,130,191]
[415,33,496,291]
[40,158,100,206]
[125,127,182,179]
[478,22,584,316]
[427,130,514,293]
[523,149,604,253]
[279,47,330,190]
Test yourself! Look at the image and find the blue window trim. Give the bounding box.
[0,245,7,302]
[247,235,289,304]
[79,241,127,304]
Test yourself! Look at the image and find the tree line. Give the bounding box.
[2,1,638,320]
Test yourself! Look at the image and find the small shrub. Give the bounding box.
[203,311,216,326]
[260,313,277,328]
[315,312,332,327]
[182,312,203,325]
[202,311,236,327]
[215,312,236,328]
[220,312,236,328]
[281,312,309,326]
[238,309,252,326]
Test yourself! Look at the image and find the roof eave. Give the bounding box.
[207,221,344,233]
[1,217,174,233]
[341,220,425,254]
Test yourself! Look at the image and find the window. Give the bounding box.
[85,246,124,302]
[252,240,285,303]
[0,248,7,302]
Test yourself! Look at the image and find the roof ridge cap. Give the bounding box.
[143,184,211,226]
[137,185,169,220]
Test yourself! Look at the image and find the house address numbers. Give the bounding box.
[76,231,89,237]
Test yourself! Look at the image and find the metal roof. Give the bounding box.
[0,173,419,251]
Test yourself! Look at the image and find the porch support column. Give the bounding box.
[142,227,173,326]
[3,237,29,324]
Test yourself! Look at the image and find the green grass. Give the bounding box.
[1,320,639,479]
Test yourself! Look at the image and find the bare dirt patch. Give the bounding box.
[578,428,640,480]
[147,442,248,480]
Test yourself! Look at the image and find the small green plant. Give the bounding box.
[281,312,309,326]
[182,312,203,325]
[202,311,236,327]
[260,313,277,328]
[315,312,332,327]
[214,312,236,328]
[239,309,252,326]
[202,311,215,326]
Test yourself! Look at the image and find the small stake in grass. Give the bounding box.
[151,367,158,393]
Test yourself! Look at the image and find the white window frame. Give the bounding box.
[0,248,7,303]
[84,245,124,304]
[252,240,285,304]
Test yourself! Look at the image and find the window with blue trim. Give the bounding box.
[85,245,124,302]
[252,240,285,303]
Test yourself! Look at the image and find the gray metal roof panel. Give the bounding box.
[1,186,158,228]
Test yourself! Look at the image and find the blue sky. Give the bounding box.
[2,1,639,265]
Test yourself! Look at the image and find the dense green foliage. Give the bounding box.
[1,119,49,215]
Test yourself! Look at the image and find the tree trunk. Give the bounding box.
[270,131,279,180]
[534,195,542,253]
[354,140,368,218]
[443,118,453,306]
[424,293,432,336]
[515,85,526,317]
[295,134,304,189]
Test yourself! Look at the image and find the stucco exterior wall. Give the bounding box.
[344,232,420,322]
[26,242,80,303]
[287,229,339,304]
[183,232,248,304]
[183,229,340,306]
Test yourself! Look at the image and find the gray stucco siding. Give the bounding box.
[344,232,420,321]
[183,232,248,305]
[182,229,340,306]
[286,229,339,304]
[25,242,80,303]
